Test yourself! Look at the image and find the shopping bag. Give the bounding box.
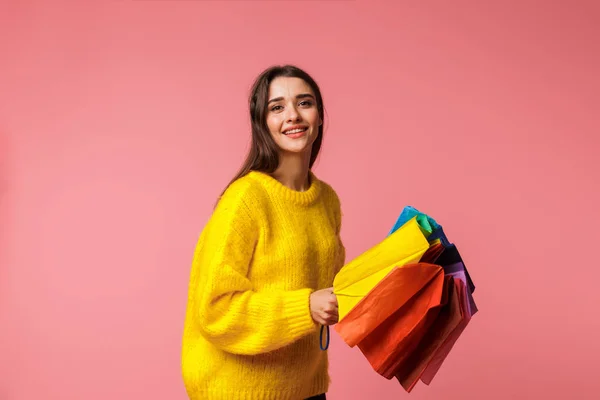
[435,245,478,316]
[335,261,444,347]
[388,205,440,237]
[393,277,468,392]
[330,205,478,394]
[334,217,430,334]
[390,206,477,314]
[419,274,472,385]
[354,264,447,378]
[420,239,444,264]
[429,227,476,296]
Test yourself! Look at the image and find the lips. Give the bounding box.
[282,125,308,135]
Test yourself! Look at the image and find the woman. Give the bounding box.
[181,65,346,400]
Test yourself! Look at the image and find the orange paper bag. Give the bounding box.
[352,263,447,378]
[335,262,443,347]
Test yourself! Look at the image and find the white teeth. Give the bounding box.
[284,128,307,134]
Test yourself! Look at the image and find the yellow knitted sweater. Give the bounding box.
[181,170,345,400]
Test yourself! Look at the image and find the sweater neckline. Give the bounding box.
[247,170,322,206]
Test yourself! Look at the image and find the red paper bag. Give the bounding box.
[335,262,443,347]
[420,278,471,385]
[353,264,447,378]
[394,277,465,391]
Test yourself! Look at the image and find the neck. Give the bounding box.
[271,151,312,191]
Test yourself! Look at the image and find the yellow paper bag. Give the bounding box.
[334,217,430,321]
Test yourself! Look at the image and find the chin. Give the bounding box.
[280,145,312,155]
[276,136,315,154]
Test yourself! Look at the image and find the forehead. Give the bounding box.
[268,77,314,98]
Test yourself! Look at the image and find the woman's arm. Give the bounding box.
[190,183,317,356]
[333,189,346,275]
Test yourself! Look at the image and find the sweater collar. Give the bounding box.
[247,170,322,206]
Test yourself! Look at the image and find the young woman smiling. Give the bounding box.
[181,65,345,400]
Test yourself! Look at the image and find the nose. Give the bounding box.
[285,105,301,122]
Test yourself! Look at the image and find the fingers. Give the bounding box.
[313,308,338,325]
[310,287,340,326]
[323,290,338,325]
[315,314,332,326]
[319,307,339,326]
[321,304,337,317]
[315,316,337,326]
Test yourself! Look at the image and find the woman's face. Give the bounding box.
[265,76,322,156]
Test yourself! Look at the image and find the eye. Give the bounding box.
[270,105,283,112]
[300,100,313,107]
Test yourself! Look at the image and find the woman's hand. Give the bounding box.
[309,287,339,326]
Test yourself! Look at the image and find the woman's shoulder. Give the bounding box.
[314,175,343,233]
[216,172,269,210]
[316,175,340,201]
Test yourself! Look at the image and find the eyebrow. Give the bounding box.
[267,93,315,105]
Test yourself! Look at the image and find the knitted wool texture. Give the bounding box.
[181,170,345,400]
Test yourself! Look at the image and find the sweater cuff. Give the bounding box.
[283,288,317,338]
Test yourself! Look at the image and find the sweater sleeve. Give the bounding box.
[192,183,317,355]
[332,188,346,275]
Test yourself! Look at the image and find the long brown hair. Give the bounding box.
[220,65,325,198]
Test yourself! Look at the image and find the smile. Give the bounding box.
[283,126,308,135]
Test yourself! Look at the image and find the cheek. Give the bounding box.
[266,115,282,135]
[304,110,321,127]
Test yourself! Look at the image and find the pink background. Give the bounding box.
[1,1,599,399]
